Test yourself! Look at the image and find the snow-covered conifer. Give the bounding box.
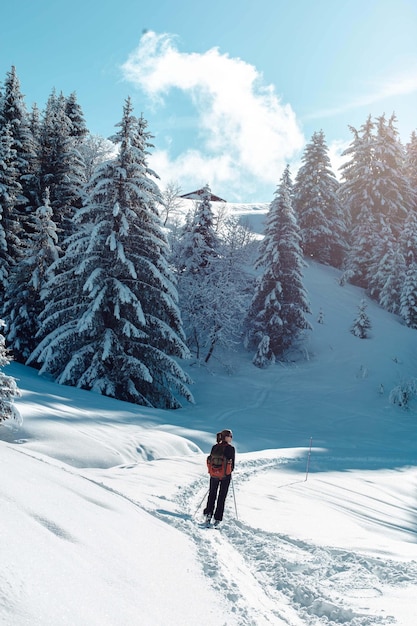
[400,209,417,267]
[65,92,88,143]
[341,210,379,288]
[0,122,22,304]
[350,299,371,338]
[399,211,417,326]
[405,131,417,198]
[372,114,413,236]
[0,319,21,424]
[1,66,38,217]
[29,100,193,409]
[339,117,376,287]
[3,189,60,362]
[29,103,41,142]
[252,335,275,369]
[245,166,311,359]
[376,242,405,314]
[340,115,414,291]
[294,130,347,267]
[39,90,86,239]
[400,262,417,328]
[367,219,400,303]
[177,184,220,274]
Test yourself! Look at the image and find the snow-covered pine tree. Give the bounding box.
[27,104,42,210]
[367,218,402,306]
[372,114,413,237]
[29,103,41,142]
[293,130,347,267]
[252,334,275,368]
[39,90,86,240]
[0,122,22,305]
[340,114,414,291]
[405,131,417,198]
[376,241,405,314]
[400,208,417,267]
[3,189,60,362]
[350,299,371,338]
[65,92,88,144]
[339,117,376,288]
[1,66,39,219]
[177,184,220,274]
[0,319,21,424]
[340,210,380,288]
[400,261,417,329]
[245,165,311,360]
[399,210,417,327]
[29,99,193,409]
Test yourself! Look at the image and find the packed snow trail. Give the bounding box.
[8,445,416,625]
[6,445,291,626]
[155,454,417,626]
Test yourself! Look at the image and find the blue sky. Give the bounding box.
[1,0,416,201]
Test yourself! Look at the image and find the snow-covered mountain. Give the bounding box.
[1,260,417,625]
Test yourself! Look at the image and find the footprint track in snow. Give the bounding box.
[168,454,416,625]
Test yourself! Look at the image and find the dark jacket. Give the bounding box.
[210,441,235,472]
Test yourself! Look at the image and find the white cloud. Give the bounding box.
[121,32,304,200]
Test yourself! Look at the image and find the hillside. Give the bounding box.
[1,261,417,625]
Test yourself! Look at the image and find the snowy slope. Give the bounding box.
[1,261,417,625]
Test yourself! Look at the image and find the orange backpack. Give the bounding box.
[206,443,232,478]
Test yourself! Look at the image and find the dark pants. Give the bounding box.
[204,475,231,521]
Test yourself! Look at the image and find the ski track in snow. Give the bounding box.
[11,446,417,625]
[156,455,417,626]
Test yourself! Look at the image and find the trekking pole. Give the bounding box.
[231,475,238,521]
[194,488,209,517]
[305,436,313,481]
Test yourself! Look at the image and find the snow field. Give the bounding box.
[2,260,417,625]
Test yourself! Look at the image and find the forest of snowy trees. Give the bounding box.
[0,65,416,413]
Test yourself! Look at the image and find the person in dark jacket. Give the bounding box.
[204,429,235,526]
